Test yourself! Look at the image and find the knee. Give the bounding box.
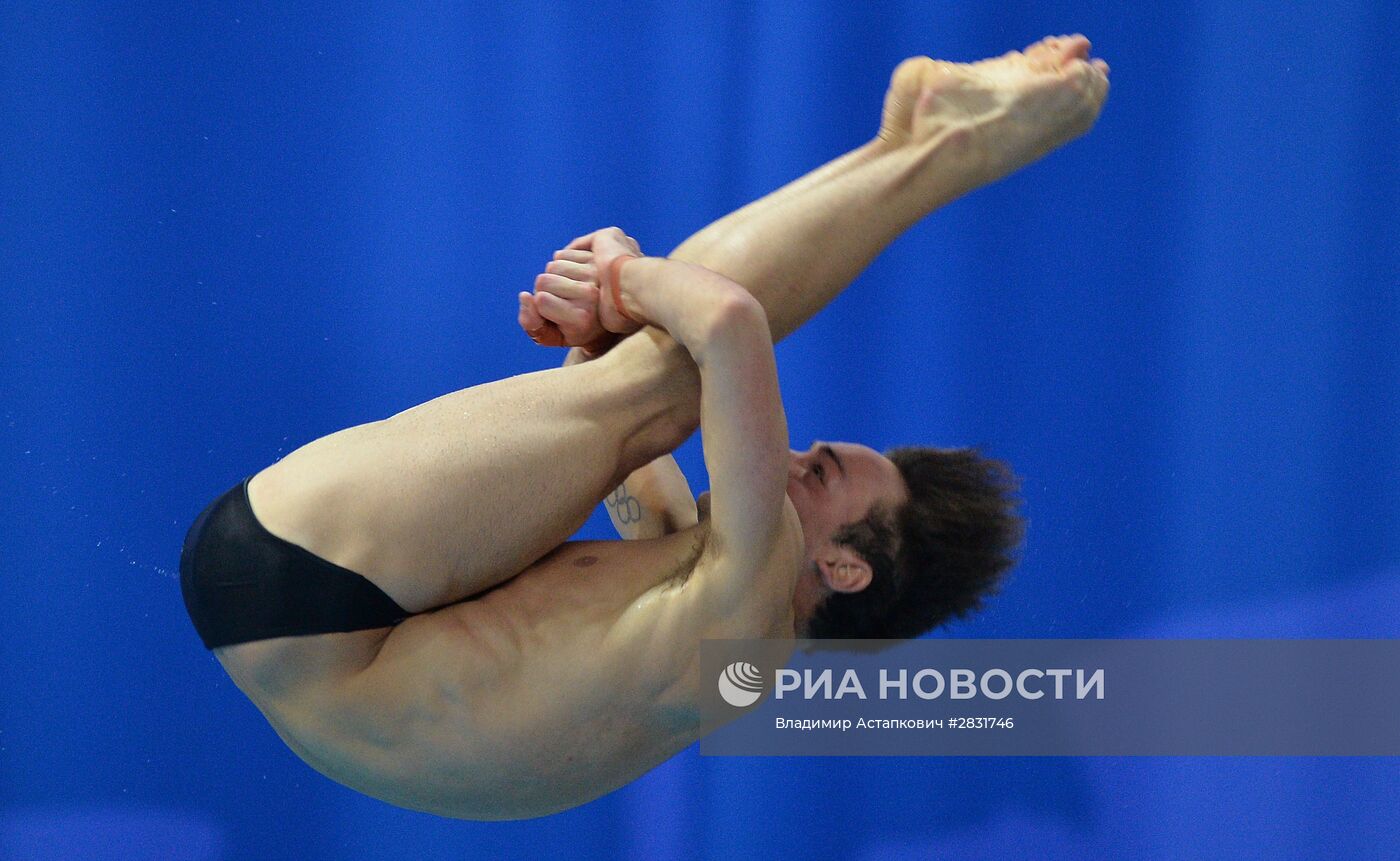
[618,403,695,477]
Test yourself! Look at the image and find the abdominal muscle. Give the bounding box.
[213,524,728,820]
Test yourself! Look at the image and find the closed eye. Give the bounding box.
[819,445,846,479]
[813,462,826,486]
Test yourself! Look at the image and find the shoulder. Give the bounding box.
[700,493,802,567]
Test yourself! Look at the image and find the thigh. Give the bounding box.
[247,343,689,612]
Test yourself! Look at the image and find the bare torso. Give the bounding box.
[213,506,801,820]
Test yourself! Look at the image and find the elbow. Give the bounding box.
[698,286,770,349]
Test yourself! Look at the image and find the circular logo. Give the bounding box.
[717,661,765,708]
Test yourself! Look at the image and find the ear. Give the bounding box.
[815,545,873,594]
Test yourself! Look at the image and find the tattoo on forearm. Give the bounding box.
[606,483,644,525]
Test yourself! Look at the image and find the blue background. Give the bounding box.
[3,2,1397,859]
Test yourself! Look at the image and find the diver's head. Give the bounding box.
[788,443,1024,639]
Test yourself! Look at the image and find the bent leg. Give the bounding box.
[668,36,1108,342]
[249,330,696,612]
[247,39,1106,615]
[668,139,942,342]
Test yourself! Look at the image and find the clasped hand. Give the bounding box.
[517,227,644,357]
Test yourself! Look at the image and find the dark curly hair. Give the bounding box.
[804,446,1024,640]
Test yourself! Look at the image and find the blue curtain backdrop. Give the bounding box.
[3,2,1397,859]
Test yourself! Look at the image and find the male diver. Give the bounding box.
[181,36,1109,819]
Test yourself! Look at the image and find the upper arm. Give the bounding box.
[691,293,791,601]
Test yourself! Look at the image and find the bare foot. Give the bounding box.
[878,34,1110,185]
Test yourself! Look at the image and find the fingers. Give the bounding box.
[565,228,619,251]
[518,291,543,331]
[533,272,593,301]
[565,232,597,251]
[544,258,594,282]
[591,229,637,262]
[565,227,642,255]
[518,292,566,347]
[535,291,603,343]
[533,271,608,344]
[530,230,641,348]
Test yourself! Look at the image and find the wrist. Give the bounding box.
[608,254,642,325]
[599,254,646,333]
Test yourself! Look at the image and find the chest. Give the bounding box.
[476,532,705,635]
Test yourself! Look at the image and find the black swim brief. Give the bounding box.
[179,477,411,649]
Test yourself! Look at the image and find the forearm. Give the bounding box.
[603,467,697,540]
[575,263,783,556]
[611,256,754,363]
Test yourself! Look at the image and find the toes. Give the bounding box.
[1024,34,1063,56]
[1023,36,1061,72]
[1060,34,1091,62]
[1025,34,1092,71]
[1067,58,1110,112]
